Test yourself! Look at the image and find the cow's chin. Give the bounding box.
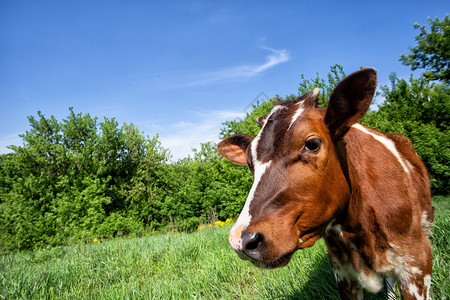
[249,233,322,269]
[249,251,295,269]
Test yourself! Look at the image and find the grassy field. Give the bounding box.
[1,196,448,299]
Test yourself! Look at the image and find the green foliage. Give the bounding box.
[0,108,256,252]
[400,15,450,83]
[156,142,253,232]
[0,108,170,253]
[298,64,346,106]
[363,74,450,194]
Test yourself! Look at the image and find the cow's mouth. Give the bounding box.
[249,233,320,269]
[246,233,321,269]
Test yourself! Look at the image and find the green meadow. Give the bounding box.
[1,196,448,299]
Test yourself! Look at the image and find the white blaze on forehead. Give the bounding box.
[229,105,282,250]
[229,160,272,249]
[251,105,284,159]
[352,124,410,174]
[288,88,319,131]
[288,102,305,130]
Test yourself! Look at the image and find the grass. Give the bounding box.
[1,196,448,299]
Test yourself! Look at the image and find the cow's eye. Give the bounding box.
[305,138,321,152]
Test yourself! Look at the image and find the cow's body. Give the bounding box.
[218,69,433,299]
[324,124,433,299]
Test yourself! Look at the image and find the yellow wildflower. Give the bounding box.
[214,221,225,227]
[197,219,234,231]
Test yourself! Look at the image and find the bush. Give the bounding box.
[155,142,253,232]
[0,109,170,253]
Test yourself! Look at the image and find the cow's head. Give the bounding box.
[218,68,377,268]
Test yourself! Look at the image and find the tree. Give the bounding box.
[297,64,347,106]
[400,15,450,83]
[155,142,253,231]
[0,109,170,253]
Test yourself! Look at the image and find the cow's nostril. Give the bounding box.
[242,232,264,251]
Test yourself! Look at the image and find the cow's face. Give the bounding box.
[218,68,377,268]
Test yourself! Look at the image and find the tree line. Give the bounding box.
[0,16,448,253]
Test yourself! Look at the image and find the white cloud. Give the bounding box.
[184,47,290,87]
[155,109,245,161]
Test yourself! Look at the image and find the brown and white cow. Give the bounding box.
[218,68,434,299]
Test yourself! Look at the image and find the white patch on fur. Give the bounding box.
[421,211,433,237]
[331,246,415,295]
[381,248,413,284]
[405,159,414,171]
[424,274,431,299]
[408,283,424,300]
[331,255,384,294]
[380,246,431,299]
[288,102,305,130]
[358,271,384,293]
[330,239,431,299]
[407,276,432,300]
[352,124,410,174]
[229,160,271,250]
[229,105,282,249]
[410,266,422,275]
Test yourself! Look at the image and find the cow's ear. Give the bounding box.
[325,68,377,140]
[218,134,254,165]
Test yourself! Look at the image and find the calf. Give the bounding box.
[218,68,434,299]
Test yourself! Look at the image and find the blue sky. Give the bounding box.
[1,1,448,160]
